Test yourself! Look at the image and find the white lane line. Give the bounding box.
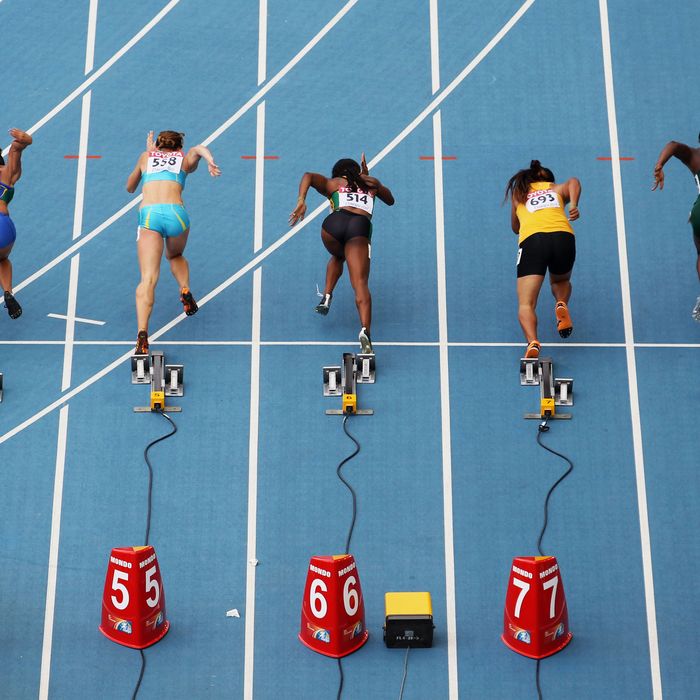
[429,3,458,698]
[47,313,105,326]
[38,404,70,700]
[61,255,81,391]
[0,0,537,446]
[0,340,637,347]
[1,0,180,157]
[12,0,358,294]
[599,2,662,697]
[85,0,99,74]
[244,9,267,694]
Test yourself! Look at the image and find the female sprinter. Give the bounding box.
[652,135,700,320]
[0,128,33,319]
[289,154,394,354]
[505,160,581,358]
[127,130,220,354]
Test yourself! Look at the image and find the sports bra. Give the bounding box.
[141,151,187,188]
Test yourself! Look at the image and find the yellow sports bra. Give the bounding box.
[515,182,573,244]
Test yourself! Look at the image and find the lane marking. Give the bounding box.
[597,156,635,161]
[1,0,181,157]
[244,8,267,694]
[38,405,70,700]
[13,0,359,295]
[63,155,102,159]
[429,4,458,697]
[47,313,105,326]
[420,155,457,160]
[0,0,536,446]
[40,6,100,696]
[599,2,662,697]
[241,155,278,160]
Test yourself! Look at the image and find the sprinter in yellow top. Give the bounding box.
[505,160,581,358]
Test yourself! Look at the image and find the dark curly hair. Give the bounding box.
[331,158,366,192]
[504,160,555,205]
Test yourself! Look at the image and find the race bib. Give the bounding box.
[337,187,374,215]
[147,150,183,175]
[525,188,559,214]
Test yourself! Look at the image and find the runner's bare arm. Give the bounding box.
[653,141,694,190]
[182,145,221,176]
[126,153,146,193]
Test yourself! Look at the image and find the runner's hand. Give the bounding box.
[208,161,222,177]
[568,205,580,222]
[146,130,155,151]
[289,199,307,225]
[9,128,32,147]
[360,152,369,175]
[652,165,664,191]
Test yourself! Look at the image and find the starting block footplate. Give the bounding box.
[355,354,375,384]
[131,354,151,384]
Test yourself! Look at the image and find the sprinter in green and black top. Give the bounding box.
[653,135,700,320]
[289,155,394,354]
[0,128,32,319]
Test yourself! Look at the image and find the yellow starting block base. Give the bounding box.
[384,592,435,648]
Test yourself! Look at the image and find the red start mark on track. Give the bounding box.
[64,155,102,159]
[419,155,457,160]
[241,155,279,160]
[596,156,635,161]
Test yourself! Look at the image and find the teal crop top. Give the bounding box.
[142,151,187,189]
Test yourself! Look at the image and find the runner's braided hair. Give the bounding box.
[504,160,555,205]
[332,158,367,192]
[155,131,184,151]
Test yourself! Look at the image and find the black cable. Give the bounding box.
[131,409,178,700]
[334,414,362,700]
[532,419,574,700]
[143,410,178,546]
[337,414,360,554]
[535,419,574,557]
[132,650,146,700]
[398,646,410,700]
[337,658,344,700]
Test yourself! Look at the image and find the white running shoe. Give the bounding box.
[692,296,700,322]
[315,293,332,315]
[359,327,373,354]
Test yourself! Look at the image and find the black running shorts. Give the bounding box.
[517,231,576,278]
[322,209,372,245]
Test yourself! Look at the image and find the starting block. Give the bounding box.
[323,352,374,416]
[133,350,183,413]
[520,356,573,420]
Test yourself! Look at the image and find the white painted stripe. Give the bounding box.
[38,405,70,700]
[599,2,662,697]
[368,0,535,170]
[13,1,356,294]
[429,0,441,95]
[244,270,262,700]
[0,0,539,445]
[61,256,80,391]
[257,0,268,86]
[71,92,92,241]
[253,103,266,252]
[432,107,459,700]
[244,8,268,694]
[85,0,99,74]
[47,313,105,326]
[1,0,180,157]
